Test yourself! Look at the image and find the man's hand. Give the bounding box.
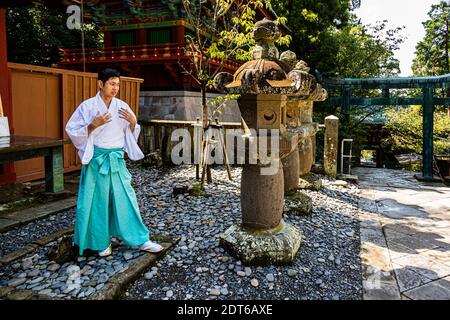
[88,112,112,135]
[118,108,137,132]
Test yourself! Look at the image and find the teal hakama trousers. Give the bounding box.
[74,146,149,255]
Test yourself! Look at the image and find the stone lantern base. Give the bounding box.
[219,219,302,266]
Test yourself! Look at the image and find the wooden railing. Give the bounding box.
[139,119,242,164]
[8,63,143,182]
[59,43,242,70]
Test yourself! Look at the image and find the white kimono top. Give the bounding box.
[65,92,144,164]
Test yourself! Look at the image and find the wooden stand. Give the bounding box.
[200,118,233,187]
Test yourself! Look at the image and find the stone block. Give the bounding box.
[392,263,432,292]
[393,253,450,281]
[403,278,450,300]
[219,220,302,266]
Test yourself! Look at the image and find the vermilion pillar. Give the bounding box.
[0,7,16,184]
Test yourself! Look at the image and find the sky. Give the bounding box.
[354,0,443,76]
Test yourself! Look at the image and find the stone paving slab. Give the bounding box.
[402,277,450,300]
[0,218,20,232]
[376,200,429,219]
[419,249,450,267]
[90,240,175,300]
[393,253,450,281]
[392,263,434,292]
[0,197,77,232]
[355,167,450,300]
[387,234,440,253]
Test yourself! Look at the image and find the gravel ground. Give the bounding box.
[0,162,364,300]
[125,164,363,300]
[0,209,76,257]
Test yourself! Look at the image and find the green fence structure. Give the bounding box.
[317,74,450,180]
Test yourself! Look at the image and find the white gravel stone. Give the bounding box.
[47,264,60,272]
[287,269,298,277]
[8,278,27,287]
[144,272,154,280]
[210,288,221,296]
[124,252,134,260]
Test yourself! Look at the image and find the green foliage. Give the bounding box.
[190,182,207,197]
[6,6,103,67]
[182,0,290,88]
[272,1,404,78]
[412,1,450,76]
[182,0,290,122]
[384,106,450,155]
[329,19,404,78]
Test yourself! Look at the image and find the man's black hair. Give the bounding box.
[98,68,121,84]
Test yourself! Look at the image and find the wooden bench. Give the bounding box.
[0,136,68,193]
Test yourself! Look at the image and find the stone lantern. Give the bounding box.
[280,51,328,177]
[213,18,323,265]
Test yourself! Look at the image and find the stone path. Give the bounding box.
[355,167,450,300]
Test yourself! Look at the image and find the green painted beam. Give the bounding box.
[44,147,64,193]
[321,74,450,89]
[318,97,450,106]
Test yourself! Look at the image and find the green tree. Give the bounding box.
[181,0,290,126]
[330,19,404,78]
[6,6,102,67]
[384,105,450,155]
[272,0,353,75]
[412,1,450,76]
[272,1,403,78]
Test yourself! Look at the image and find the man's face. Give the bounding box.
[99,77,120,98]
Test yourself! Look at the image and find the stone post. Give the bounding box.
[281,145,300,192]
[220,94,301,266]
[324,115,339,177]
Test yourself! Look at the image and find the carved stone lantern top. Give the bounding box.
[213,19,327,100]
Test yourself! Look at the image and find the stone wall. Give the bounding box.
[139,91,241,123]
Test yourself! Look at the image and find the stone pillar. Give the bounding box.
[298,101,316,176]
[241,161,284,229]
[219,94,302,266]
[324,115,339,177]
[281,145,300,192]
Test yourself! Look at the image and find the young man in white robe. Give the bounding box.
[65,68,163,257]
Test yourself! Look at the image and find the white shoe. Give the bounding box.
[98,244,112,257]
[139,241,163,253]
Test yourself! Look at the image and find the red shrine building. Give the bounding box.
[59,0,277,91]
[58,0,280,122]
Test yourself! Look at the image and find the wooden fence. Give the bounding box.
[139,120,242,164]
[8,63,143,182]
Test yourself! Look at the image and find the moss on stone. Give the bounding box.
[0,197,43,217]
[284,190,312,215]
[298,173,322,191]
[219,221,302,266]
[189,183,207,197]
